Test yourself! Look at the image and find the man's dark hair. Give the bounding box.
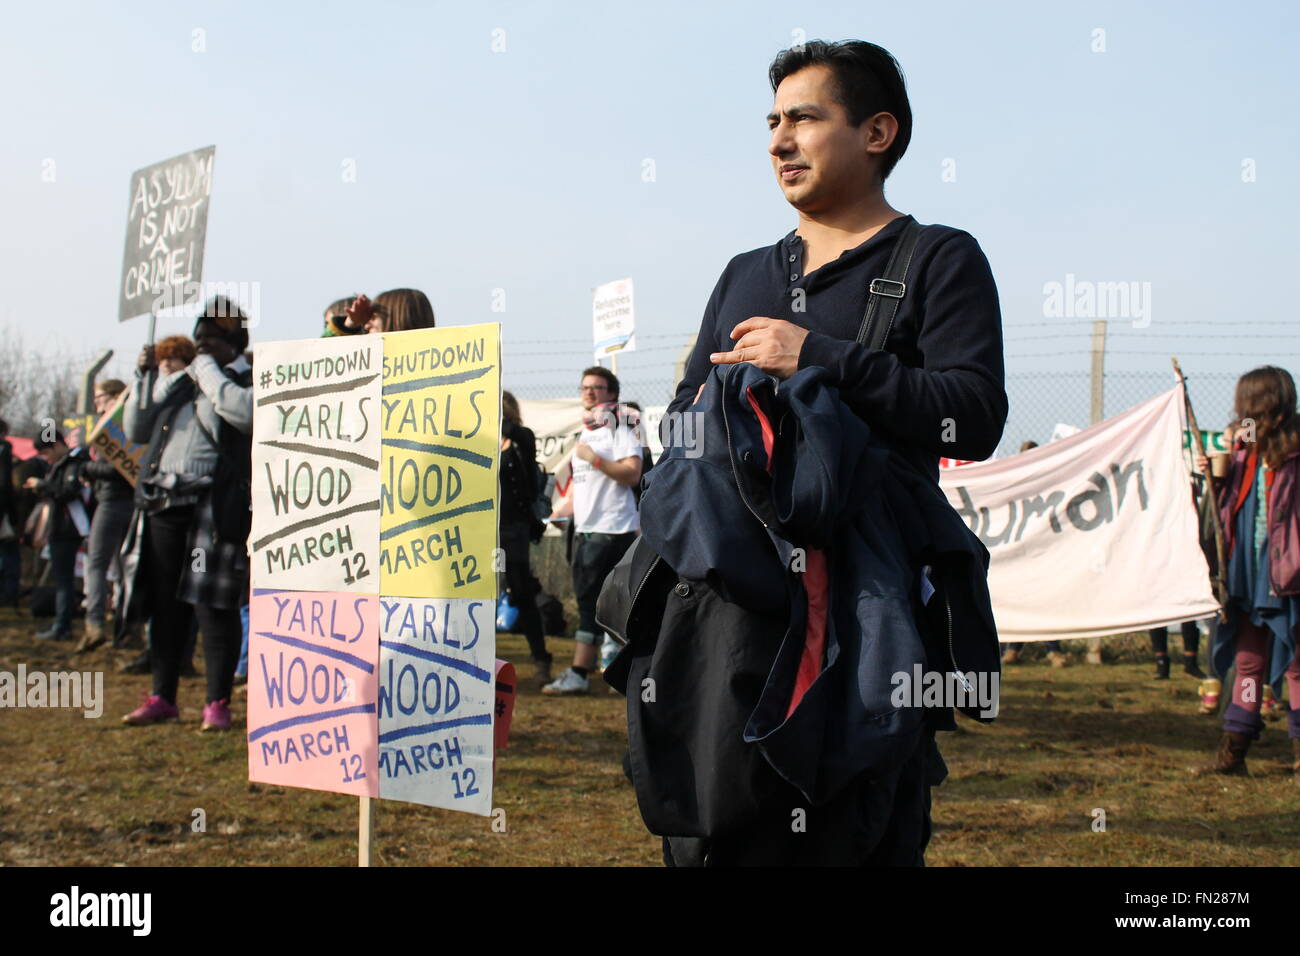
[34,431,65,450]
[768,39,912,181]
[581,365,619,401]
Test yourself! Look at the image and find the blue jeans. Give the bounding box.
[83,498,133,625]
[47,538,80,634]
[570,531,636,641]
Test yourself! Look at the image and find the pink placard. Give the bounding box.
[246,589,379,797]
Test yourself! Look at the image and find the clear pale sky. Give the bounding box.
[3,1,1297,451]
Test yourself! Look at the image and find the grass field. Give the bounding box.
[1,612,1297,867]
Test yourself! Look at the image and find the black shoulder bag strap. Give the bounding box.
[855,218,927,351]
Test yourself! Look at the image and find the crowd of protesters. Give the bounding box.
[0,290,1295,783]
[0,288,442,733]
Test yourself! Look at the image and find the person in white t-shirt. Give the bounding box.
[543,367,642,695]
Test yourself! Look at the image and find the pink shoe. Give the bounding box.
[122,694,179,726]
[200,699,232,732]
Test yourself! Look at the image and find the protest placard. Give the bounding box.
[86,392,148,486]
[246,589,380,797]
[118,146,216,322]
[592,277,635,358]
[379,324,500,599]
[251,337,383,593]
[376,597,496,815]
[246,326,503,821]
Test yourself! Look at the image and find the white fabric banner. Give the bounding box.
[518,398,585,473]
[939,385,1219,641]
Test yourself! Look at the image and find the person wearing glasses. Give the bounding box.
[543,367,642,695]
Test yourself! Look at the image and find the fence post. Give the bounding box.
[1086,320,1107,664]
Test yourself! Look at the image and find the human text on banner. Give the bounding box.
[251,336,383,593]
[87,393,147,486]
[379,324,500,599]
[246,589,380,796]
[939,385,1220,641]
[376,597,496,815]
[118,146,215,322]
[592,277,635,358]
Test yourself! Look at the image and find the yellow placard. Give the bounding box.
[379,324,500,598]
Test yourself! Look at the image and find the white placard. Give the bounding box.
[251,336,383,593]
[376,596,495,815]
[593,277,635,358]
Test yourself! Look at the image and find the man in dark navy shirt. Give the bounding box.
[670,43,1007,482]
[658,39,1007,866]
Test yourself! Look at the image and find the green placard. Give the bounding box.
[1182,429,1227,454]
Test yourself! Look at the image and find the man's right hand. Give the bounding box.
[137,345,157,373]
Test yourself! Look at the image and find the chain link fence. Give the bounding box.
[504,332,1257,460]
[1003,369,1243,459]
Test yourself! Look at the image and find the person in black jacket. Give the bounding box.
[25,431,89,640]
[0,417,20,611]
[650,39,1007,866]
[499,392,551,686]
[76,379,136,653]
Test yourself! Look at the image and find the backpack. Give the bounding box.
[1269,452,1300,596]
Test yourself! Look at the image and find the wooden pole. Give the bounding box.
[1172,358,1230,623]
[1089,321,1106,427]
[358,796,373,867]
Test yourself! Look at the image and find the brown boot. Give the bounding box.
[1195,731,1251,777]
[74,619,107,654]
[532,658,553,689]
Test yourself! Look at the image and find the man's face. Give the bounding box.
[40,443,66,465]
[93,390,115,416]
[578,375,612,411]
[767,64,877,214]
[194,321,238,365]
